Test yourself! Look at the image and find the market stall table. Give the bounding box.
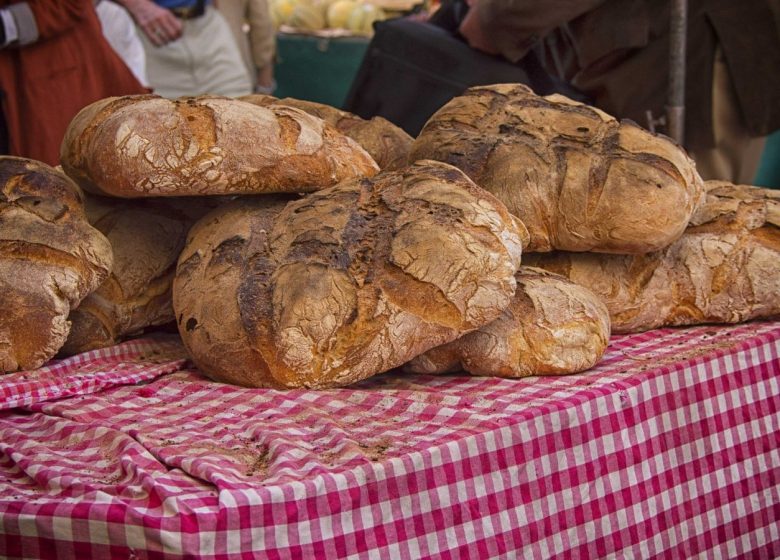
[1,321,779,559]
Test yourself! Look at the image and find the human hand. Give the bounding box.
[254,65,277,94]
[122,0,183,47]
[457,0,498,55]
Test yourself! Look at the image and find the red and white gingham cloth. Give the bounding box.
[1,322,779,559]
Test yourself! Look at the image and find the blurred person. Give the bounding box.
[96,0,149,86]
[0,0,147,165]
[458,0,780,184]
[218,0,276,94]
[117,0,252,98]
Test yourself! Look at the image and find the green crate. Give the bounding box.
[273,33,370,108]
[754,130,780,189]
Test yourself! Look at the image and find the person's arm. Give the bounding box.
[460,0,607,62]
[115,0,182,46]
[246,0,276,92]
[0,0,88,47]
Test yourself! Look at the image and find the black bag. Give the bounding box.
[343,16,588,136]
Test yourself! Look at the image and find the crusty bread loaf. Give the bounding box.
[406,267,610,377]
[173,160,526,389]
[0,157,113,371]
[60,94,379,198]
[525,182,780,333]
[60,195,230,355]
[241,94,412,171]
[410,83,704,254]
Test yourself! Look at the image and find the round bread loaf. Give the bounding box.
[0,157,113,371]
[525,182,780,332]
[173,160,526,389]
[406,267,610,377]
[60,94,379,198]
[61,195,227,355]
[410,84,704,254]
[241,94,413,171]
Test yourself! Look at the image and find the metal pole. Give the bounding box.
[667,0,688,145]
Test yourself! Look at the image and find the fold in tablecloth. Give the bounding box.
[1,322,779,559]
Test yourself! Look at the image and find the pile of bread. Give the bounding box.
[2,84,777,388]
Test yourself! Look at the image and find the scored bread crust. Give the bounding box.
[173,160,526,389]
[60,195,225,355]
[525,182,780,333]
[0,157,113,371]
[241,94,413,171]
[406,266,610,377]
[60,95,379,198]
[410,83,704,254]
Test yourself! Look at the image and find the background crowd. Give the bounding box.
[0,0,777,187]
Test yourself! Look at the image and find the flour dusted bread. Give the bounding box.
[406,267,610,377]
[0,157,112,372]
[526,182,780,332]
[60,95,379,198]
[173,160,526,389]
[410,83,704,253]
[241,94,412,170]
[60,195,226,355]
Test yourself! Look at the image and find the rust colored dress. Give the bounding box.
[0,0,147,165]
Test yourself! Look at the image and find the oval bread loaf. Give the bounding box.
[525,182,780,332]
[410,84,704,254]
[406,266,610,377]
[173,160,526,389]
[60,95,379,198]
[0,157,113,372]
[241,94,412,171]
[60,195,227,355]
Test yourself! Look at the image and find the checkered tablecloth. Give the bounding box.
[1,321,779,559]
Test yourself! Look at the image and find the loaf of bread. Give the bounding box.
[173,160,526,389]
[60,195,228,355]
[525,182,780,332]
[60,95,379,198]
[241,94,412,171]
[0,157,113,372]
[410,84,704,254]
[406,267,610,377]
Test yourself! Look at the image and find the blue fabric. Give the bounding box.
[155,0,210,9]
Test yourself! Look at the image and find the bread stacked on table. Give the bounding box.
[4,85,777,386]
[411,84,777,335]
[59,195,222,356]
[0,157,112,371]
[174,161,525,388]
[240,94,413,171]
[524,182,780,332]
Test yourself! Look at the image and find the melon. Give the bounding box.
[327,0,358,29]
[287,1,327,30]
[271,0,297,26]
[346,3,386,35]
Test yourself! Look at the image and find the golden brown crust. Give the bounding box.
[0,157,112,371]
[241,94,413,171]
[173,160,525,389]
[406,266,610,377]
[410,84,704,253]
[525,183,780,332]
[60,95,379,198]
[60,195,227,355]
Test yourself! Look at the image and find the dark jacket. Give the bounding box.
[478,0,780,149]
[0,0,147,165]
